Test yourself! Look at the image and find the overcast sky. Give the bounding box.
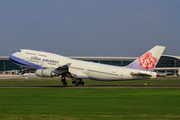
[0,0,179,57]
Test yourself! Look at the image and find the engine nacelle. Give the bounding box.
[35,69,56,77]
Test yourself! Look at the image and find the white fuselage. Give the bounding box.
[67,58,157,80]
[10,49,157,81]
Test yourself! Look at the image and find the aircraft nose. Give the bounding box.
[9,54,15,61]
[9,54,21,65]
[9,54,13,60]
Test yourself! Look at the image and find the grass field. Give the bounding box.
[0,77,180,120]
[1,77,180,86]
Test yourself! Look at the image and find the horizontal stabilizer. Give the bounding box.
[157,72,171,75]
[130,72,152,76]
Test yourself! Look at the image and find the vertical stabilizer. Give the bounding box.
[126,45,165,71]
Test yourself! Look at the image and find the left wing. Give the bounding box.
[54,63,89,79]
[54,63,71,74]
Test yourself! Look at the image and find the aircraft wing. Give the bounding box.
[54,63,89,79]
[130,72,152,76]
[54,63,71,74]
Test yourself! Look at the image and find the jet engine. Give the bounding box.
[35,69,56,77]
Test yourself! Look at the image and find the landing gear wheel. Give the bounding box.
[61,79,65,82]
[75,82,79,86]
[80,82,84,85]
[79,79,84,86]
[72,81,76,84]
[61,76,67,85]
[63,82,67,85]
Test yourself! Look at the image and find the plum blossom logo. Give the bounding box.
[139,52,157,70]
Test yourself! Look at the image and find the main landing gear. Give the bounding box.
[61,76,85,86]
[72,78,85,86]
[61,76,67,85]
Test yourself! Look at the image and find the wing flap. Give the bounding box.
[53,63,89,79]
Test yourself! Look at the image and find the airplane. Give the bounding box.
[9,45,165,86]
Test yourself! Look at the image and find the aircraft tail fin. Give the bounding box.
[17,71,21,75]
[126,45,165,71]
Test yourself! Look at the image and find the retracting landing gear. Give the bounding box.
[61,76,67,85]
[74,78,85,86]
[72,81,76,84]
[61,73,85,86]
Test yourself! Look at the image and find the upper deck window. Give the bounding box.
[25,52,36,55]
[38,54,47,57]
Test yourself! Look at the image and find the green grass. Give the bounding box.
[0,77,180,86]
[0,78,180,119]
[0,89,180,120]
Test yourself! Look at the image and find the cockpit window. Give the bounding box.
[18,50,21,52]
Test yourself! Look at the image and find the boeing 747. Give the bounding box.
[9,45,165,85]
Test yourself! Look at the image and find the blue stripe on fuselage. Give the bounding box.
[9,55,44,69]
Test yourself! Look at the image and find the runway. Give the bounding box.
[0,85,180,89]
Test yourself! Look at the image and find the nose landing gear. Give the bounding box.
[61,77,67,85]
